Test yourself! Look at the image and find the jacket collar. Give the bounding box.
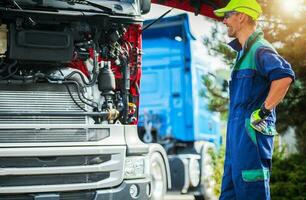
[228,29,264,52]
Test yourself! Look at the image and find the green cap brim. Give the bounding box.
[214,7,233,17]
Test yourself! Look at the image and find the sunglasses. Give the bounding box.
[224,11,238,19]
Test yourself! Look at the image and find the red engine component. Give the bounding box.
[123,24,142,98]
[67,24,142,124]
[122,24,142,124]
[151,0,225,19]
[67,59,90,78]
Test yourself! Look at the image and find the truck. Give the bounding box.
[0,1,153,199]
[138,14,222,200]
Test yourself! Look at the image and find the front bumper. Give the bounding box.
[94,178,151,200]
[0,179,151,200]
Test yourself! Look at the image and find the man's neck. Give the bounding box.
[237,26,256,48]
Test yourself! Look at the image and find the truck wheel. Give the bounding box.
[150,152,167,200]
[198,145,216,200]
[194,195,205,200]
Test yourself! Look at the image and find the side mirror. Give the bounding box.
[140,0,151,14]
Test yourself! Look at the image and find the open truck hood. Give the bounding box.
[152,0,229,19]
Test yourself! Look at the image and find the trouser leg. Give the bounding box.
[233,159,271,200]
[232,119,272,200]
[219,161,236,200]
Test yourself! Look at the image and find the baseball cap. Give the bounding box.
[214,0,262,20]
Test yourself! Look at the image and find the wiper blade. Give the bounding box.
[58,0,114,13]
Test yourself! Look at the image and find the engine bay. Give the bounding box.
[0,9,142,125]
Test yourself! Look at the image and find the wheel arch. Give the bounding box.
[148,143,172,189]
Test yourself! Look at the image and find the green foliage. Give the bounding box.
[271,153,306,199]
[202,22,236,66]
[210,137,306,198]
[201,15,233,121]
[201,74,229,120]
[258,0,306,155]
[208,145,225,197]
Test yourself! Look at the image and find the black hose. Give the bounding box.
[0,60,8,74]
[63,82,87,112]
[63,80,99,109]
[68,70,98,87]
[0,60,18,80]
[64,70,91,85]
[11,71,46,80]
[121,55,130,124]
[57,69,99,111]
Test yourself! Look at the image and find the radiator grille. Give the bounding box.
[0,154,112,168]
[0,147,125,194]
[1,172,110,187]
[0,83,125,194]
[0,128,109,143]
[0,83,87,124]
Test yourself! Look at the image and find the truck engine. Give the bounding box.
[0,13,141,125]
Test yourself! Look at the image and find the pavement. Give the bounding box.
[165,194,195,200]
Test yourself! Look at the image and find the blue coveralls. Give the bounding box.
[219,30,295,200]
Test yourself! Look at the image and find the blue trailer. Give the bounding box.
[138,14,222,200]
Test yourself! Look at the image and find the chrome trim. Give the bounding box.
[0,124,126,147]
[0,146,125,194]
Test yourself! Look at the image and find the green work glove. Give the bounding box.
[250,104,271,133]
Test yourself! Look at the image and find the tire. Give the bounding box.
[198,144,217,200]
[194,195,205,200]
[150,152,167,200]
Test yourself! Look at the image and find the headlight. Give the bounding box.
[124,156,147,179]
[189,158,200,187]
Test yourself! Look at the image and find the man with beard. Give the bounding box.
[213,0,295,199]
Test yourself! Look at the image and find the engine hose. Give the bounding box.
[57,69,99,109]
[63,80,99,109]
[64,70,92,86]
[47,77,98,110]
[11,72,46,81]
[0,62,8,74]
[63,82,87,112]
[64,62,98,87]
[121,55,130,124]
[0,60,18,80]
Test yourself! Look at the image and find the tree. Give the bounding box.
[202,0,306,155]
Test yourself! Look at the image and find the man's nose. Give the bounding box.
[222,18,227,24]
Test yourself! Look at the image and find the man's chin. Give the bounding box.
[227,32,235,37]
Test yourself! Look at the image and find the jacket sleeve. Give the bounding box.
[255,47,295,82]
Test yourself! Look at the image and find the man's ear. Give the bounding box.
[239,13,248,23]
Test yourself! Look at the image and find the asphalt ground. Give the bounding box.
[165,194,195,200]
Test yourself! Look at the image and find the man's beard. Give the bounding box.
[227,27,236,37]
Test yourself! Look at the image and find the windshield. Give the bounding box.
[7,0,142,16]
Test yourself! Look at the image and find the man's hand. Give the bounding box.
[250,105,271,133]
